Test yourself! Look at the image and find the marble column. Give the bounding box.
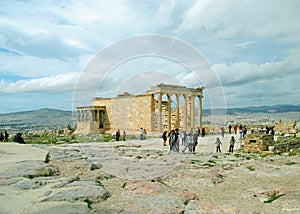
[183,95,187,131]
[167,94,171,131]
[175,94,180,128]
[157,92,162,132]
[197,95,202,129]
[191,95,195,129]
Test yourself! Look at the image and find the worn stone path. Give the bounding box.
[1,134,300,213]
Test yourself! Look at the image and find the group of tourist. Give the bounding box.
[162,128,238,154]
[163,129,199,153]
[0,131,9,142]
[215,136,236,153]
[139,128,147,140]
[0,131,26,144]
[115,129,126,141]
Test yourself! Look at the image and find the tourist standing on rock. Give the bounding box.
[4,131,9,142]
[228,124,232,134]
[140,128,144,140]
[229,136,235,153]
[234,125,238,134]
[182,132,192,152]
[13,132,26,144]
[174,128,180,152]
[143,128,147,140]
[162,130,167,146]
[243,127,247,139]
[215,137,222,153]
[181,131,186,146]
[239,128,243,140]
[116,129,120,141]
[220,127,225,137]
[201,127,205,137]
[192,131,198,152]
[123,130,126,141]
[169,130,175,151]
[0,132,4,142]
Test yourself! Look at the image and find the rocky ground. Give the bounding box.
[0,135,300,214]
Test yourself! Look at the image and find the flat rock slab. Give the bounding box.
[0,143,49,174]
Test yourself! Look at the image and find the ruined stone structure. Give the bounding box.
[75,84,204,134]
[243,134,274,153]
[274,120,297,136]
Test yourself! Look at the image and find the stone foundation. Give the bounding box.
[243,134,274,153]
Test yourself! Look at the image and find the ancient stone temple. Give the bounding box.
[75,84,204,134]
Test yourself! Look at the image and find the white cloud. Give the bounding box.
[177,0,300,41]
[0,72,79,94]
[212,55,300,107]
[0,0,300,113]
[0,53,80,77]
[214,56,300,87]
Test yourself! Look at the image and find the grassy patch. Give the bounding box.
[285,161,297,165]
[136,155,143,160]
[234,153,243,158]
[44,152,51,163]
[264,194,286,203]
[208,159,216,164]
[190,159,201,164]
[84,199,92,209]
[247,166,255,171]
[96,180,104,187]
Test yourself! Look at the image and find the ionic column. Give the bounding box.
[197,95,202,130]
[175,94,180,128]
[77,110,81,121]
[157,92,162,132]
[191,95,195,129]
[183,95,187,131]
[167,94,171,131]
[90,110,93,121]
[97,110,100,122]
[83,111,86,121]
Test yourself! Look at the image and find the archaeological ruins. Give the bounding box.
[75,84,204,134]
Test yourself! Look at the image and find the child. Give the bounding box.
[215,137,222,153]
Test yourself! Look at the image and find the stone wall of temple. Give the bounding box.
[92,94,153,133]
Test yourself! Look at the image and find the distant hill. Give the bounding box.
[0,108,73,132]
[0,105,299,132]
[203,104,300,115]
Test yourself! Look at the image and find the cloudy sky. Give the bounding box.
[0,0,300,114]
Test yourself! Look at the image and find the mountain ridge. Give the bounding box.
[1,104,300,116]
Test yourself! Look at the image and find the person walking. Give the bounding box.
[229,136,235,153]
[228,124,232,134]
[192,131,198,152]
[115,129,120,141]
[169,130,175,152]
[220,127,225,137]
[162,131,167,146]
[123,130,126,141]
[174,128,180,152]
[201,127,206,137]
[4,131,9,142]
[182,132,192,152]
[215,137,222,153]
[234,125,238,134]
[181,131,186,146]
[140,128,144,140]
[0,132,4,142]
